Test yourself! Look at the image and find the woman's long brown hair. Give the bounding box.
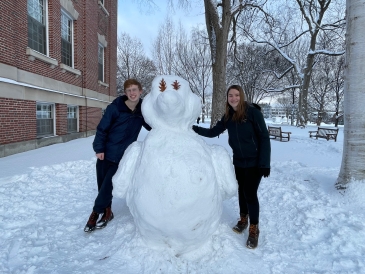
[224,85,247,123]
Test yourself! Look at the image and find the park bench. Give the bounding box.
[268,126,291,142]
[309,127,339,142]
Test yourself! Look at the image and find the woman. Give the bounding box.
[193,85,271,249]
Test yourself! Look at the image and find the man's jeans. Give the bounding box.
[93,159,118,213]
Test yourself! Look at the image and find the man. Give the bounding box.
[84,79,151,232]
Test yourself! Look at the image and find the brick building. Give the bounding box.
[0,0,117,157]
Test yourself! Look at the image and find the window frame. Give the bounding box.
[27,0,49,56]
[67,105,79,133]
[61,10,74,68]
[98,43,105,82]
[36,102,55,138]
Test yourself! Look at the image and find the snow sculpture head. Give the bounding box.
[113,75,237,256]
[142,75,201,130]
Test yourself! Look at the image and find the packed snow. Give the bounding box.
[112,76,237,255]
[1,120,365,273]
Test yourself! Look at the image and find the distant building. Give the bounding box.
[259,104,288,119]
[0,0,117,157]
[259,103,271,118]
[270,106,288,118]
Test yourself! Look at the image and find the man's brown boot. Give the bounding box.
[84,211,99,233]
[96,207,114,229]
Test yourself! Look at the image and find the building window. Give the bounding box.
[61,11,73,67]
[28,0,47,55]
[98,44,104,82]
[36,103,54,137]
[67,106,78,133]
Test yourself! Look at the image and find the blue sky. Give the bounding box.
[117,1,205,56]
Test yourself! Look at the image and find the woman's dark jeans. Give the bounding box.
[234,166,262,225]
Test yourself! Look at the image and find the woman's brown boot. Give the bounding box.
[232,214,248,234]
[246,224,260,249]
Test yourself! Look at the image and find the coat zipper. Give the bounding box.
[236,123,245,158]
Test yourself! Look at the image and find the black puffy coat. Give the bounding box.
[193,103,271,169]
[93,95,150,163]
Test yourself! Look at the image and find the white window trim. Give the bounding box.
[36,102,56,137]
[27,0,55,67]
[76,106,79,132]
[67,105,79,132]
[98,0,109,16]
[60,9,81,77]
[61,10,75,68]
[97,33,108,48]
[60,64,81,77]
[45,0,50,56]
[60,0,79,20]
[98,80,109,87]
[98,43,106,84]
[26,47,58,68]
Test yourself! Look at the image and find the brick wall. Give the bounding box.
[0,1,17,66]
[0,98,36,145]
[79,106,102,132]
[0,0,117,149]
[55,103,68,135]
[0,0,117,95]
[108,0,118,97]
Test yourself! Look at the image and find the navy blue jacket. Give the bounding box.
[193,104,271,169]
[93,95,151,163]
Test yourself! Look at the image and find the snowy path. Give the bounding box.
[0,126,365,273]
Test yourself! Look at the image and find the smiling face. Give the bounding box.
[227,88,241,111]
[125,84,142,102]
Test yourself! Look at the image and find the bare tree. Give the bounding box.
[307,32,345,126]
[136,0,268,126]
[276,94,296,123]
[152,16,176,75]
[331,55,344,127]
[336,0,365,187]
[117,32,157,96]
[152,19,213,122]
[203,0,268,125]
[227,43,290,104]
[308,58,336,125]
[173,26,212,123]
[241,0,345,126]
[204,93,212,119]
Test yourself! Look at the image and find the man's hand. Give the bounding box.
[259,168,270,178]
[96,153,104,160]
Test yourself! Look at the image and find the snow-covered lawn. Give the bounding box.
[0,122,364,274]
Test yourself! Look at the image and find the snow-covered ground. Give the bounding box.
[1,120,364,274]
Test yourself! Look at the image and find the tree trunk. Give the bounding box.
[298,34,318,125]
[337,0,365,187]
[334,111,339,127]
[211,53,228,125]
[203,0,231,126]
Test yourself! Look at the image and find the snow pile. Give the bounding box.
[1,118,365,273]
[112,75,237,255]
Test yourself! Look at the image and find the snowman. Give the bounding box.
[112,75,237,254]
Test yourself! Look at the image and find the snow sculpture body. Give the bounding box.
[112,75,237,254]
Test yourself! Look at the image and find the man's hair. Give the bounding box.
[123,79,142,91]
